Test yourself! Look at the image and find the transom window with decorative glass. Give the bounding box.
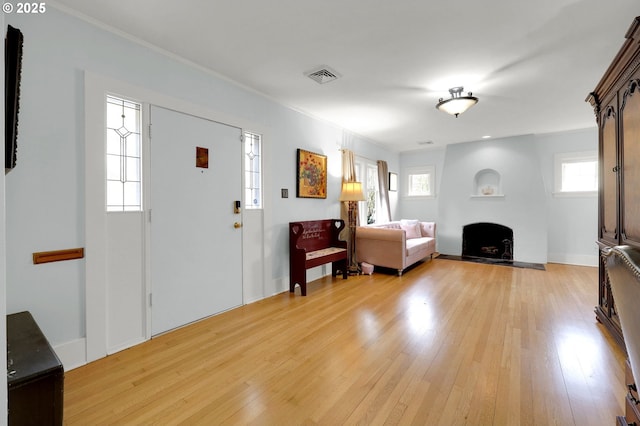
[554,151,597,195]
[244,131,262,209]
[106,95,142,212]
[406,166,435,197]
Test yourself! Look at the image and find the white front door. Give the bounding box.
[150,106,243,336]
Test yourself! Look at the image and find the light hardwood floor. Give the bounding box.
[64,258,627,425]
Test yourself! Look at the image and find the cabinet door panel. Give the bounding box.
[621,78,640,247]
[601,104,618,244]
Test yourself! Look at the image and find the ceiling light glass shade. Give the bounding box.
[436,86,478,117]
[339,181,365,201]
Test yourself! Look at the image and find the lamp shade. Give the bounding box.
[436,97,478,116]
[436,86,478,117]
[339,181,365,201]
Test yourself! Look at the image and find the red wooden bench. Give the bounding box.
[289,219,348,296]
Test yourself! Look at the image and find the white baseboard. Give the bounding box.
[266,276,289,297]
[107,337,147,356]
[272,268,334,298]
[53,338,87,371]
[547,253,598,267]
[270,276,289,297]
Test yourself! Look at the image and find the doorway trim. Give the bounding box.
[84,72,271,365]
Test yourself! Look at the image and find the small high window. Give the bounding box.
[106,95,142,212]
[406,166,435,197]
[554,151,597,195]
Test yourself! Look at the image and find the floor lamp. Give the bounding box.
[339,181,365,274]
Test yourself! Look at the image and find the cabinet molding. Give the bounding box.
[589,16,640,347]
[589,15,640,425]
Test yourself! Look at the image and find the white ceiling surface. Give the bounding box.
[53,0,638,151]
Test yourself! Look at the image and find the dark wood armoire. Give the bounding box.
[587,16,640,425]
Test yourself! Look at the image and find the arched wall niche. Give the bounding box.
[473,168,502,196]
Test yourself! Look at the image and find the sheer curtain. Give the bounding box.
[377,160,392,223]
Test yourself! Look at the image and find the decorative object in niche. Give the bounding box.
[473,168,502,197]
[296,149,327,198]
[481,186,494,196]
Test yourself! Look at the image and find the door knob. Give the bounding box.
[234,222,242,229]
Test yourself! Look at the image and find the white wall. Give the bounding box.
[4,7,398,364]
[438,135,548,264]
[399,147,446,225]
[536,128,598,265]
[399,129,598,266]
[266,115,398,285]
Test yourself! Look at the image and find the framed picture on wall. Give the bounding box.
[296,149,327,198]
[389,172,398,191]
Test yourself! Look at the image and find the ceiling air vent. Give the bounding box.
[305,66,340,84]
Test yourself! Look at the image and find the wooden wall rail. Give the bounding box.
[33,248,84,265]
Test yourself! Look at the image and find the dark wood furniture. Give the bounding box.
[289,219,348,296]
[7,311,64,425]
[621,360,640,426]
[587,16,640,349]
[605,246,640,425]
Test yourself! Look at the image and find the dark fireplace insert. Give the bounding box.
[462,222,513,260]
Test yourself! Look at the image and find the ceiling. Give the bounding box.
[52,0,639,152]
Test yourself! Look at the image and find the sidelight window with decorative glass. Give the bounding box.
[244,131,262,209]
[106,95,142,212]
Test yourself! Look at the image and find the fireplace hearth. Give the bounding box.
[462,222,513,261]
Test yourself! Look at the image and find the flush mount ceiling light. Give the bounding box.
[436,86,478,117]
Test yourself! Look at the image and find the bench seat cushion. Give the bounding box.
[306,247,347,260]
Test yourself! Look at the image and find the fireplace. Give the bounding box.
[462,222,513,260]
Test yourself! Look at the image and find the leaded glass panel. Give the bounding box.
[106,95,142,212]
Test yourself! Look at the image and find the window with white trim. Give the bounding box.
[244,131,262,209]
[554,151,597,195]
[354,159,380,225]
[365,163,379,224]
[406,166,435,197]
[106,95,142,212]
